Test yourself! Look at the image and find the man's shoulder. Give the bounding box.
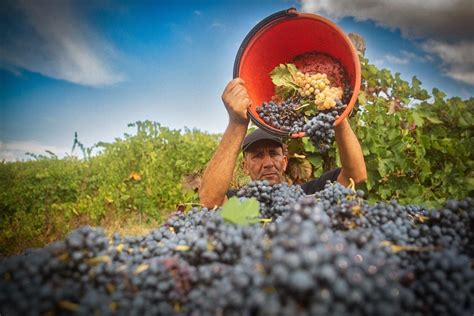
[301,168,341,195]
[226,188,239,198]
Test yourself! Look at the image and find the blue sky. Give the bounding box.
[1,0,473,161]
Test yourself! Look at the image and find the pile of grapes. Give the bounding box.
[256,56,354,153]
[1,181,473,315]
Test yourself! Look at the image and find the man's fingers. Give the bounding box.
[233,88,248,97]
[238,98,252,110]
[232,77,245,85]
[225,78,245,92]
[221,78,252,125]
[222,78,251,112]
[230,83,248,96]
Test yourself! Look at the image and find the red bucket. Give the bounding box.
[233,8,361,137]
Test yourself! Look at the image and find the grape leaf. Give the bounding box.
[304,107,316,117]
[307,153,322,168]
[287,63,298,77]
[270,64,292,86]
[412,112,424,127]
[302,137,316,152]
[220,197,260,225]
[358,91,367,105]
[275,85,295,99]
[270,64,298,98]
[458,115,470,128]
[425,115,442,124]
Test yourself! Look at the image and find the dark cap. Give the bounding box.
[242,128,283,152]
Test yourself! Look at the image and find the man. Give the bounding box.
[199,78,367,208]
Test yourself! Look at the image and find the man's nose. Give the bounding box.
[262,154,274,167]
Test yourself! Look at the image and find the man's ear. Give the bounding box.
[282,155,288,172]
[241,157,249,175]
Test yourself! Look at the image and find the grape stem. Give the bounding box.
[289,153,306,159]
[295,103,310,111]
[348,178,355,190]
[259,218,272,227]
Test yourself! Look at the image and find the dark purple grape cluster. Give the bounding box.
[407,250,474,315]
[334,97,348,113]
[256,100,305,134]
[261,201,409,315]
[342,86,353,105]
[236,180,273,206]
[237,180,305,220]
[303,98,347,153]
[313,181,368,230]
[1,183,472,315]
[256,96,348,153]
[267,182,305,218]
[303,111,338,153]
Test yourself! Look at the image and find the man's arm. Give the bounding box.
[334,118,367,186]
[199,78,251,208]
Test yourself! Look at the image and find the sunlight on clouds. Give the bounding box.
[385,50,430,65]
[422,40,474,86]
[0,0,124,87]
[300,0,473,40]
[385,54,410,65]
[301,0,474,86]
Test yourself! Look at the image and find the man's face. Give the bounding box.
[243,140,288,185]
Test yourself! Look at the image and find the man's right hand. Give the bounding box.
[222,78,252,125]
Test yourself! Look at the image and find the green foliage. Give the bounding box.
[88,121,219,219]
[355,57,473,206]
[0,122,220,255]
[290,56,473,206]
[0,158,85,222]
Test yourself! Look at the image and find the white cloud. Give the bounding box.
[400,50,430,63]
[300,0,473,40]
[384,50,430,65]
[0,0,124,87]
[422,40,474,85]
[210,21,225,29]
[385,54,410,65]
[300,0,474,86]
[0,140,73,162]
[370,58,386,68]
